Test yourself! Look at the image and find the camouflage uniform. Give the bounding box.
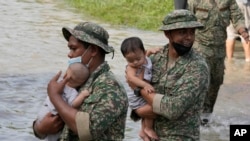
[188,0,246,113]
[59,62,128,141]
[60,22,128,140]
[151,10,209,140]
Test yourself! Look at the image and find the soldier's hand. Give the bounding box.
[239,28,249,43]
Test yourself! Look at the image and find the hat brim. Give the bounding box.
[62,27,114,53]
[159,21,204,31]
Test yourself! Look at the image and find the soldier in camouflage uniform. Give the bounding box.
[131,10,210,141]
[188,0,250,124]
[33,22,128,140]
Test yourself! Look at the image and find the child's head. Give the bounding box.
[120,37,146,68]
[65,63,90,88]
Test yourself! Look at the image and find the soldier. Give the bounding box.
[129,10,209,141]
[32,22,129,140]
[188,0,250,124]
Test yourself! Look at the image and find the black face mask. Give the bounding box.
[172,42,192,56]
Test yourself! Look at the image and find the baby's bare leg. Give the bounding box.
[139,119,150,141]
[135,104,158,140]
[144,118,159,140]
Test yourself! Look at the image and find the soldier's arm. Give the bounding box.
[76,81,127,140]
[230,0,246,33]
[140,61,209,120]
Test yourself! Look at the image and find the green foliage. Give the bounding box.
[64,0,174,31]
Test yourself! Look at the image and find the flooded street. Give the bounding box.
[0,0,249,140]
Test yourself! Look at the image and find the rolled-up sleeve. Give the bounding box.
[152,94,164,114]
[76,112,92,140]
[76,84,128,139]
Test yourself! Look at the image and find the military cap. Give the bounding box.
[159,9,203,31]
[62,22,114,53]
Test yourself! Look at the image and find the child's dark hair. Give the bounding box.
[120,37,145,57]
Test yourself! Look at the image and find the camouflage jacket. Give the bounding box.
[188,0,245,57]
[150,45,209,141]
[60,62,128,141]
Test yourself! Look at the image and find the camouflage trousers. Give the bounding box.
[203,57,225,113]
[192,42,226,113]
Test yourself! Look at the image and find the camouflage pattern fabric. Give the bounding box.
[62,22,114,54]
[150,45,209,141]
[159,9,203,31]
[188,0,246,113]
[59,62,128,141]
[188,0,245,55]
[203,57,225,113]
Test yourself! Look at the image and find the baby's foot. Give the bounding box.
[139,129,150,141]
[144,127,159,140]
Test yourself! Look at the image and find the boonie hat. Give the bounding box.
[62,22,114,53]
[159,9,203,31]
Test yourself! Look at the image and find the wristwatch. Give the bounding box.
[134,87,142,97]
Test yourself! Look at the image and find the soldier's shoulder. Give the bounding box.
[190,50,208,68]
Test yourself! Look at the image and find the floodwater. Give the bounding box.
[0,0,249,140]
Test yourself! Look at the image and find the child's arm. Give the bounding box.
[71,90,89,108]
[126,65,154,93]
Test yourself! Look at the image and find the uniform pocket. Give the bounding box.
[165,73,183,96]
[195,7,209,24]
